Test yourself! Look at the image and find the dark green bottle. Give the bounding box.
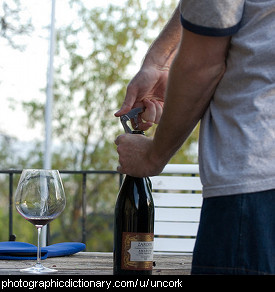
[113,132,155,275]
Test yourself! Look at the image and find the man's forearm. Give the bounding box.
[142,2,182,69]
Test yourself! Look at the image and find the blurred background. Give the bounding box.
[0,0,198,252]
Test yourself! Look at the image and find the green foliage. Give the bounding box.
[0,0,33,50]
[1,0,199,251]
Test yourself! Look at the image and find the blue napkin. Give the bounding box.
[45,242,86,257]
[0,241,85,260]
[0,242,48,260]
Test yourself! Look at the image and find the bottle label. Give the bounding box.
[121,232,154,270]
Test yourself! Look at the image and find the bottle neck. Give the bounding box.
[132,130,144,135]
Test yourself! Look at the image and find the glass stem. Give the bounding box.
[36,226,42,265]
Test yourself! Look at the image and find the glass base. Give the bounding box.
[20,263,57,274]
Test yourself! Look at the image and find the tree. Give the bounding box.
[0,0,34,242]
[20,0,180,250]
[0,0,33,50]
[16,0,199,251]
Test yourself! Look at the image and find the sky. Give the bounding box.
[0,0,134,142]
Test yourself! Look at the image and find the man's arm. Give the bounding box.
[142,3,182,69]
[116,29,231,177]
[150,29,231,166]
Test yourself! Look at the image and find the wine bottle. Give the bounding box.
[113,131,155,275]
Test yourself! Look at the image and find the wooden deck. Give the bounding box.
[0,252,192,275]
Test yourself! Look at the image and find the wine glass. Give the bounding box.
[15,169,66,274]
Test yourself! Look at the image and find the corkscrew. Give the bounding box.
[120,107,144,133]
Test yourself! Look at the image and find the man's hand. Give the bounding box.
[115,65,167,131]
[115,133,165,177]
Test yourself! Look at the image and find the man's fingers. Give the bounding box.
[141,98,163,124]
[141,99,156,123]
[152,99,163,124]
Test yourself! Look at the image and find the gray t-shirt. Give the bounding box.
[180,0,275,197]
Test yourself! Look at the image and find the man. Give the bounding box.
[115,0,275,274]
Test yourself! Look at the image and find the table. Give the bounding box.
[0,252,192,275]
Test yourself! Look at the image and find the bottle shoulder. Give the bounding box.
[116,175,154,208]
[120,176,152,195]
